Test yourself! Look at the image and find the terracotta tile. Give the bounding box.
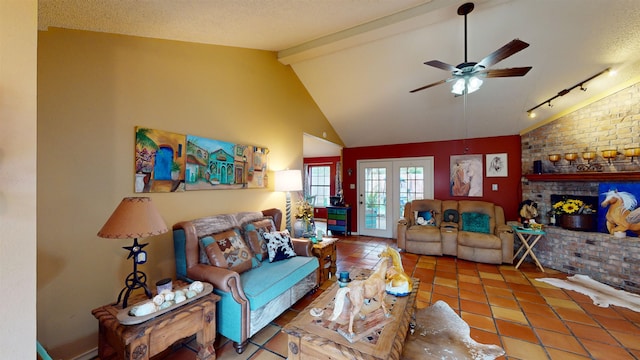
[160,346,197,360]
[460,298,492,317]
[565,321,619,346]
[519,301,557,317]
[482,279,510,289]
[433,283,458,297]
[458,281,484,294]
[615,307,640,324]
[272,309,298,327]
[416,289,431,303]
[248,349,285,360]
[535,328,589,356]
[546,296,584,310]
[433,276,458,288]
[250,324,281,346]
[262,331,289,356]
[593,315,640,333]
[431,293,459,310]
[458,273,482,284]
[458,268,480,277]
[477,263,501,274]
[491,306,528,325]
[565,289,593,304]
[487,295,520,310]
[216,341,259,360]
[609,329,640,351]
[434,270,457,280]
[546,347,592,360]
[479,271,505,281]
[495,319,538,343]
[555,307,598,326]
[538,287,572,300]
[462,312,497,333]
[579,302,626,319]
[513,291,547,304]
[580,338,637,360]
[470,327,502,346]
[527,313,570,334]
[501,337,548,360]
[485,285,515,299]
[459,288,488,303]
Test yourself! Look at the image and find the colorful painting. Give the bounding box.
[135,127,187,193]
[598,182,640,237]
[450,154,483,197]
[135,127,268,192]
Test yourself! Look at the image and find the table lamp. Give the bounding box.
[97,197,168,308]
[275,170,303,233]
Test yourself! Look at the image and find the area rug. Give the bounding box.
[536,274,640,312]
[401,300,505,360]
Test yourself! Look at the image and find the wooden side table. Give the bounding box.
[312,238,338,285]
[91,283,220,360]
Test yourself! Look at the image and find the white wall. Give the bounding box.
[0,0,38,358]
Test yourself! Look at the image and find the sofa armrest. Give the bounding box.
[398,217,408,226]
[187,263,244,295]
[397,219,408,250]
[291,238,313,257]
[440,221,459,230]
[496,224,513,235]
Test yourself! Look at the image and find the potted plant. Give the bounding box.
[552,197,596,231]
[171,160,181,181]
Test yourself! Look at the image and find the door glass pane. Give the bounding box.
[364,167,387,230]
[399,166,424,212]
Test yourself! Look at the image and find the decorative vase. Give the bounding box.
[558,214,596,232]
[293,219,306,238]
[135,173,146,192]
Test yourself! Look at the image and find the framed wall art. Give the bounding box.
[450,154,483,197]
[486,153,508,177]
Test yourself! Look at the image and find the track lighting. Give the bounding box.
[525,68,611,116]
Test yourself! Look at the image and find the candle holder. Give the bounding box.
[548,154,561,165]
[564,153,578,165]
[602,149,618,164]
[624,147,640,162]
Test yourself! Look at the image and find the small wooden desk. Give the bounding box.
[91,283,220,360]
[312,238,338,285]
[512,225,546,272]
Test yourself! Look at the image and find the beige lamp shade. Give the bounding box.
[98,197,168,239]
[274,170,303,192]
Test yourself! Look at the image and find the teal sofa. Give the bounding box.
[173,208,318,353]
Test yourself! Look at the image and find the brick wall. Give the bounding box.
[521,81,640,219]
[519,81,640,293]
[528,227,640,293]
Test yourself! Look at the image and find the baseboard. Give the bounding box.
[71,347,97,360]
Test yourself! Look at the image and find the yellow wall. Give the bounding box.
[0,1,37,358]
[37,28,342,358]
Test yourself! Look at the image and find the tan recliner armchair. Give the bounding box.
[398,199,514,264]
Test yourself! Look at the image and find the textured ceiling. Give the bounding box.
[39,0,640,151]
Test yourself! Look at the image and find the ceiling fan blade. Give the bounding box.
[424,60,458,72]
[410,79,448,93]
[482,67,532,78]
[476,39,530,69]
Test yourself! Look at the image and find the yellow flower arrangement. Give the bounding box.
[552,198,595,215]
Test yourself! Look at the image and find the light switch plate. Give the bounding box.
[492,184,498,191]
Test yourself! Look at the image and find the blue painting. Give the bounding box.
[598,182,640,237]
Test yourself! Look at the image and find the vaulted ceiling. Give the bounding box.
[39,0,640,149]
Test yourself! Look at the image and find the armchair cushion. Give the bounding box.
[263,231,297,262]
[461,212,491,234]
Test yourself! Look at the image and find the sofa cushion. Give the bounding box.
[242,217,276,261]
[461,212,490,234]
[458,231,501,249]
[263,230,297,262]
[240,255,319,310]
[209,228,256,273]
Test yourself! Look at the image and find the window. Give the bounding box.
[308,165,331,207]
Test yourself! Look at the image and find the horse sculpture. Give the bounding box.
[379,246,413,296]
[600,190,640,235]
[329,258,389,337]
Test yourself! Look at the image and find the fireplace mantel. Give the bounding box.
[525,172,640,182]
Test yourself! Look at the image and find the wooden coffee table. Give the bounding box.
[283,270,418,360]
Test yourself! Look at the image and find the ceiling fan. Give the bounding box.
[410,2,532,95]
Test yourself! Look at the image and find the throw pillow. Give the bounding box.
[199,235,228,268]
[242,217,276,261]
[461,212,491,234]
[207,228,257,273]
[414,210,436,226]
[262,230,297,263]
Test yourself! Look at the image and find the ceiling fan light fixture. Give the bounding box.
[451,76,483,95]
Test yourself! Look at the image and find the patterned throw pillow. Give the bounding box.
[242,217,276,261]
[414,210,436,226]
[201,228,257,273]
[262,230,297,263]
[461,212,491,234]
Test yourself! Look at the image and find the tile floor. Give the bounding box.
[145,235,640,360]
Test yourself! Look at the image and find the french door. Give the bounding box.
[357,157,433,238]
